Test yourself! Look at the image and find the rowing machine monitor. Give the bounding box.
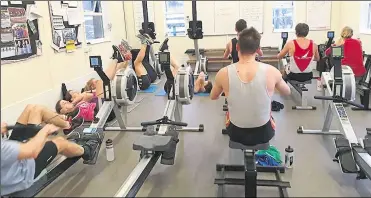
[89,56,102,69]
[281,32,288,39]
[89,56,111,101]
[281,32,288,51]
[158,52,170,65]
[325,31,335,49]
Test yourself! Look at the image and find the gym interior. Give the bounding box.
[1,1,371,197]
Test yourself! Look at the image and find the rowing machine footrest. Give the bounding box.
[333,137,358,173]
[364,137,371,155]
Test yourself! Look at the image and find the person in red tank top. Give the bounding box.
[277,23,320,82]
[325,26,366,78]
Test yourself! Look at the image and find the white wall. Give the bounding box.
[2,1,370,124]
[1,1,127,124]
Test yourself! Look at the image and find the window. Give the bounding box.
[164,1,186,36]
[272,1,295,32]
[83,1,110,43]
[359,1,371,34]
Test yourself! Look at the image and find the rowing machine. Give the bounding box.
[114,51,204,197]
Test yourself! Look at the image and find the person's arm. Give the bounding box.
[273,68,291,96]
[223,42,231,59]
[313,43,320,61]
[210,68,226,100]
[277,41,290,59]
[18,124,60,159]
[71,94,84,105]
[325,47,331,57]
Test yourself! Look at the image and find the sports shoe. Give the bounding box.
[111,45,124,63]
[63,111,84,135]
[120,39,132,51]
[136,34,153,45]
[81,140,99,162]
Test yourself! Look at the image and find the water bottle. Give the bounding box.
[284,146,294,168]
[106,139,115,162]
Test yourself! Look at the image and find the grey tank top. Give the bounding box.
[227,63,271,128]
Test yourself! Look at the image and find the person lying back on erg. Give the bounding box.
[277,23,320,82]
[325,26,366,82]
[223,19,263,63]
[1,104,98,195]
[210,27,291,146]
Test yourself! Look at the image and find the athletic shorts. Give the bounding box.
[34,141,58,178]
[138,74,151,90]
[9,123,40,142]
[142,61,157,83]
[286,72,313,82]
[226,114,275,146]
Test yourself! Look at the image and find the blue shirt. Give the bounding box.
[1,139,35,195]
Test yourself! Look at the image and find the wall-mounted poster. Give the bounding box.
[1,1,41,63]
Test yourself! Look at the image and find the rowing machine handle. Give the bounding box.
[345,100,364,109]
[314,96,333,101]
[169,121,188,127]
[141,121,158,127]
[6,125,42,131]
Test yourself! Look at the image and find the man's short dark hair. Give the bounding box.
[237,27,261,55]
[235,19,247,32]
[295,23,309,37]
[55,100,62,114]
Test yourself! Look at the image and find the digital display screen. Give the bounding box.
[159,53,170,63]
[90,57,99,66]
[327,31,334,39]
[281,32,288,39]
[332,47,342,57]
[83,128,96,133]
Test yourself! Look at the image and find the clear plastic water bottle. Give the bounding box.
[284,146,294,168]
[106,139,115,162]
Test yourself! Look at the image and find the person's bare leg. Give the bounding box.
[134,44,147,68]
[194,73,206,93]
[26,105,70,129]
[16,104,36,125]
[170,55,180,71]
[116,61,129,71]
[104,59,119,80]
[95,80,104,99]
[170,65,178,78]
[51,137,84,158]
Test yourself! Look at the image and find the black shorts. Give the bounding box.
[138,74,151,90]
[286,72,313,82]
[143,61,157,83]
[227,120,275,146]
[34,141,58,179]
[9,123,40,142]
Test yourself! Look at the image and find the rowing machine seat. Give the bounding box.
[133,135,172,151]
[229,140,269,151]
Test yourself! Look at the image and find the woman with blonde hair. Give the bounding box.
[325,26,366,78]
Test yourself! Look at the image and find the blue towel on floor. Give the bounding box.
[155,89,167,96]
[155,89,210,97]
[138,84,158,93]
[255,154,280,166]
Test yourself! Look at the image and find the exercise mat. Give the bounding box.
[155,89,210,97]
[138,84,158,93]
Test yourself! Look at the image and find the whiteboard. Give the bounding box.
[132,1,155,34]
[239,1,264,33]
[196,1,215,35]
[193,1,264,35]
[306,1,331,30]
[214,1,240,35]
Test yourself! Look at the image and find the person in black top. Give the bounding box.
[223,19,263,63]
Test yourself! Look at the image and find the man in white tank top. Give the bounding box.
[210,27,291,146]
